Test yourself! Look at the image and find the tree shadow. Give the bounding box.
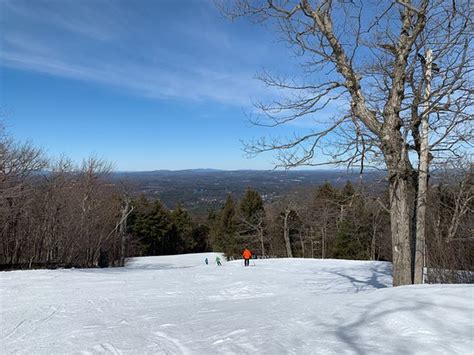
[320,262,393,292]
[318,289,471,354]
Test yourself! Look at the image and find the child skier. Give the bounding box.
[242,248,252,267]
[215,256,222,266]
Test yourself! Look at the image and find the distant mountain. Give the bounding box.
[111,169,387,214]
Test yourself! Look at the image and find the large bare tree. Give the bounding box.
[223,0,473,285]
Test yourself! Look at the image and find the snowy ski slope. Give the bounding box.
[1,253,472,354]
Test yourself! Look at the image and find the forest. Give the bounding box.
[1,125,472,282]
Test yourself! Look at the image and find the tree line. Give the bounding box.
[127,196,210,256]
[207,178,472,282]
[208,182,393,261]
[0,124,210,268]
[1,125,472,282]
[0,128,127,268]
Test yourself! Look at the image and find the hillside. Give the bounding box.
[1,254,472,354]
[113,169,386,213]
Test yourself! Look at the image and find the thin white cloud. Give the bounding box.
[1,0,121,41]
[1,42,263,107]
[0,0,342,123]
[0,0,270,107]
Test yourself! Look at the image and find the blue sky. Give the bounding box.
[0,0,334,170]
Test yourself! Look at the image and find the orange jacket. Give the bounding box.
[242,249,252,259]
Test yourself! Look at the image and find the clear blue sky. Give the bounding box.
[0,0,332,171]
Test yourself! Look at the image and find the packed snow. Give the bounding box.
[1,253,472,354]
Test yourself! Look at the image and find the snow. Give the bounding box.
[1,253,473,354]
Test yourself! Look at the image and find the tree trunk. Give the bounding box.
[299,232,305,258]
[258,224,265,258]
[389,175,413,286]
[321,227,326,259]
[283,208,293,257]
[371,224,377,261]
[414,49,432,284]
[119,198,130,267]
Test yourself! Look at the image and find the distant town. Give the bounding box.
[112,169,386,213]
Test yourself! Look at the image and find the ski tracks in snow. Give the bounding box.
[2,307,57,342]
[153,331,191,355]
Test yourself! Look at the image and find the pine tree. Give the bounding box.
[128,197,171,255]
[190,223,210,253]
[169,204,193,254]
[341,181,356,199]
[213,195,240,258]
[239,188,264,223]
[316,182,338,199]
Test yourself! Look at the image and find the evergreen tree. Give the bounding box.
[341,181,356,199]
[316,182,338,199]
[311,182,340,258]
[190,223,210,253]
[207,207,220,251]
[213,195,240,258]
[332,220,370,260]
[128,197,170,255]
[238,188,266,255]
[168,204,193,254]
[239,188,264,224]
[330,183,372,260]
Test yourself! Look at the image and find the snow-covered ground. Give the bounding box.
[1,253,472,354]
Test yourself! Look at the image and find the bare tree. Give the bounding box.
[282,206,294,257]
[365,196,390,261]
[119,196,133,267]
[237,188,267,256]
[426,160,473,282]
[0,128,46,201]
[222,0,473,285]
[238,212,266,256]
[0,124,46,266]
[265,197,301,257]
[296,186,335,258]
[0,123,141,270]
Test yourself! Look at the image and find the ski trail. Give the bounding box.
[1,254,472,354]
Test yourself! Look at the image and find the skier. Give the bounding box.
[242,248,252,267]
[215,256,222,266]
[205,257,208,265]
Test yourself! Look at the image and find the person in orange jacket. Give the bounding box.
[242,248,252,267]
